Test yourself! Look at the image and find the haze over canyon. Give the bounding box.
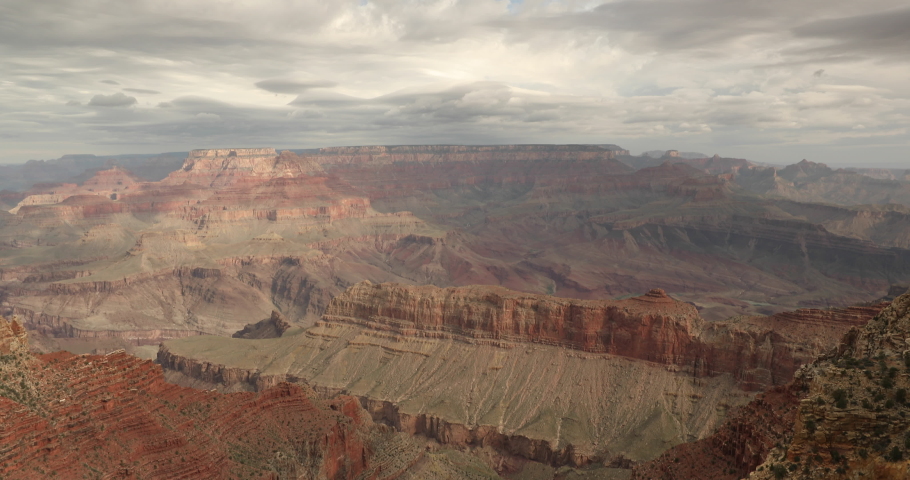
[0,144,908,478]
[4,0,910,477]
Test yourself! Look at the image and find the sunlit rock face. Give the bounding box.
[158,281,885,466]
[0,314,387,480]
[1,144,909,358]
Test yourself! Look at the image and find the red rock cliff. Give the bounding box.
[323,282,884,389]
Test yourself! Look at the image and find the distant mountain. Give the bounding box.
[0,152,186,192]
[641,150,709,159]
[735,159,910,206]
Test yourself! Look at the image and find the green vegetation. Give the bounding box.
[805,419,817,434]
[770,463,787,479]
[832,389,848,409]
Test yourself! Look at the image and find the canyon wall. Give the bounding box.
[3,144,910,362]
[322,281,885,390]
[633,292,910,479]
[157,282,887,469]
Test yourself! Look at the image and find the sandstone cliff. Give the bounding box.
[163,148,323,187]
[158,282,885,469]
[322,281,884,390]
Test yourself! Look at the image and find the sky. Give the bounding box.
[1,0,909,167]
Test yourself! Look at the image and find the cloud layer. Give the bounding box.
[0,0,908,166]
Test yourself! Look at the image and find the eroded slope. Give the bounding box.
[160,282,885,465]
[633,289,910,479]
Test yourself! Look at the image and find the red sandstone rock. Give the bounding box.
[0,315,378,480]
[322,282,885,390]
[162,148,322,188]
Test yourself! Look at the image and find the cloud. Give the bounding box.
[65,100,81,106]
[254,79,337,94]
[792,7,910,58]
[0,0,908,167]
[88,92,137,107]
[123,88,161,94]
[195,112,222,121]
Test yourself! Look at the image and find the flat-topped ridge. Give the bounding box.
[318,144,629,155]
[189,148,277,158]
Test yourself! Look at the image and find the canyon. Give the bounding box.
[1,145,909,354]
[1,144,910,478]
[158,281,887,470]
[0,313,516,479]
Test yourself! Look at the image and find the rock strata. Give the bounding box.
[635,291,910,479]
[0,314,388,480]
[322,281,884,389]
[3,144,909,360]
[159,282,887,471]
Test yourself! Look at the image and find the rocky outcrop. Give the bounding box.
[635,291,910,479]
[163,148,323,187]
[78,165,140,194]
[0,315,386,480]
[357,396,597,467]
[322,282,884,390]
[233,310,292,339]
[745,291,910,478]
[8,167,142,214]
[630,383,804,480]
[0,316,28,355]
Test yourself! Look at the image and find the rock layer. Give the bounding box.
[634,291,910,479]
[158,282,885,468]
[322,281,885,390]
[3,145,910,355]
[0,314,388,480]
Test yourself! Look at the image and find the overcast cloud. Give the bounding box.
[0,0,908,166]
